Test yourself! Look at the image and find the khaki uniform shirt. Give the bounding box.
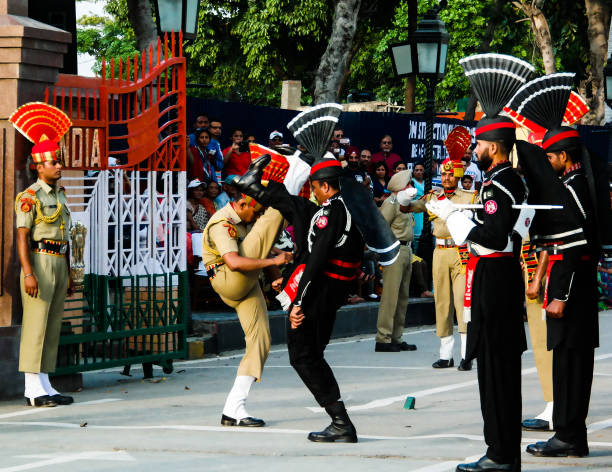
[380,193,415,242]
[410,188,478,239]
[15,179,71,241]
[201,203,247,266]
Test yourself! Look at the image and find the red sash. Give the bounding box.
[463,252,514,322]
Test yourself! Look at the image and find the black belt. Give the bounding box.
[31,239,68,256]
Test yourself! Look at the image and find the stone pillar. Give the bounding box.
[281,80,302,110]
[0,0,71,398]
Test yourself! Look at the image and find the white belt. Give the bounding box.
[436,238,456,247]
[469,239,513,256]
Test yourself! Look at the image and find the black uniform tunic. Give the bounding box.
[547,165,599,447]
[464,161,526,465]
[262,181,364,407]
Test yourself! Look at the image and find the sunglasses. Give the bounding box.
[271,137,282,141]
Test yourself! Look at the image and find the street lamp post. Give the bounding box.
[152,0,200,40]
[604,54,612,109]
[389,8,449,264]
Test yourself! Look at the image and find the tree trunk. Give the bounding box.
[314,0,362,104]
[513,0,556,74]
[126,0,158,52]
[465,0,505,120]
[582,0,611,125]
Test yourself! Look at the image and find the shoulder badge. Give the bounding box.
[223,222,238,239]
[26,188,36,196]
[484,200,498,215]
[315,215,328,229]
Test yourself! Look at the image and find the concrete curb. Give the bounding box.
[191,299,435,354]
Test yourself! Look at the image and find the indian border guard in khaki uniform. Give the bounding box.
[374,170,418,352]
[202,153,309,427]
[411,155,478,370]
[10,102,75,407]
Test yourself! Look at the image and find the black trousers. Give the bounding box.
[552,346,594,446]
[477,340,522,464]
[287,282,346,407]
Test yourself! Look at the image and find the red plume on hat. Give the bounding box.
[444,126,471,177]
[9,102,72,163]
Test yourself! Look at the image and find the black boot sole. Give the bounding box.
[307,434,358,443]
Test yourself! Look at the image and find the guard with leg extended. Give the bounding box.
[202,152,309,427]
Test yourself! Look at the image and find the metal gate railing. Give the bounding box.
[46,33,188,374]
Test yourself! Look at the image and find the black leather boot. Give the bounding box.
[232,154,271,202]
[307,401,358,443]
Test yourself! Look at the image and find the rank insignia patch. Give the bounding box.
[223,223,238,238]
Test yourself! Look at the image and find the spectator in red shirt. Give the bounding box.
[223,128,251,177]
[188,128,217,184]
[371,135,402,175]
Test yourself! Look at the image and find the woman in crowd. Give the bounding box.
[371,161,389,206]
[188,128,217,184]
[202,180,220,213]
[411,162,426,254]
[393,161,407,173]
[186,180,211,232]
[222,128,251,178]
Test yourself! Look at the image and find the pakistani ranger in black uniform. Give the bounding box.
[427,54,535,472]
[236,156,364,443]
[505,73,601,458]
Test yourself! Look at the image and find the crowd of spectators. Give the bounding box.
[185,113,486,311]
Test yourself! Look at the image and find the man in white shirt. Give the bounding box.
[459,145,482,190]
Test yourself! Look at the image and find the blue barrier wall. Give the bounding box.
[187,96,611,165]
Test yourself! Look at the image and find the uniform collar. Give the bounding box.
[484,160,511,180]
[443,187,457,197]
[226,202,243,224]
[36,178,57,194]
[562,162,581,177]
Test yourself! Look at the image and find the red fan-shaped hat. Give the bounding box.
[9,102,72,163]
[444,126,472,161]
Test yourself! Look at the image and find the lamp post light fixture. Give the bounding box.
[604,53,612,109]
[389,8,449,264]
[153,0,200,40]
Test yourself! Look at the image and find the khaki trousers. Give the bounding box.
[376,245,412,343]
[432,247,466,337]
[19,252,69,373]
[525,287,553,402]
[211,208,283,380]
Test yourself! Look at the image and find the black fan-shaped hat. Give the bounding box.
[505,73,581,152]
[505,73,575,131]
[459,53,535,118]
[287,103,343,161]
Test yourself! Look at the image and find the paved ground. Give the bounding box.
[1,310,611,472]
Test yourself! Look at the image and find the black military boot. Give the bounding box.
[307,401,358,443]
[232,154,271,202]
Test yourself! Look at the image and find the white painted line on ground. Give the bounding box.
[0,399,122,420]
[409,455,481,472]
[588,416,612,433]
[2,420,611,448]
[84,328,437,374]
[323,352,612,413]
[181,365,430,371]
[0,451,133,472]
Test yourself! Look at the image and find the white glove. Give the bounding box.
[460,209,474,219]
[425,196,457,222]
[397,187,418,205]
